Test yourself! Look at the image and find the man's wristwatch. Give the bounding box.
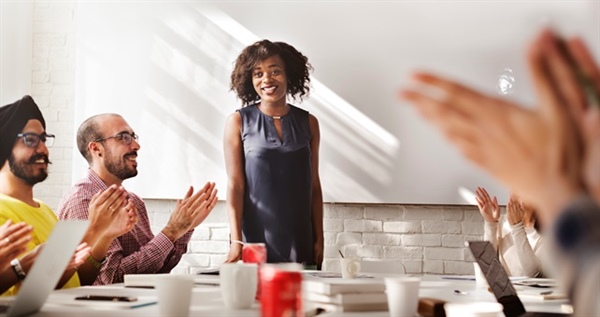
[10,259,26,280]
[86,255,107,269]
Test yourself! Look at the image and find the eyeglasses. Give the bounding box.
[94,132,139,145]
[16,133,55,148]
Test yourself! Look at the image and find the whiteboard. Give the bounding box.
[72,1,599,204]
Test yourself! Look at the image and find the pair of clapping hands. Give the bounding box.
[0,221,87,287]
[88,181,219,245]
[475,187,533,226]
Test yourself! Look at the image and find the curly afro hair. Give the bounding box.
[230,40,313,106]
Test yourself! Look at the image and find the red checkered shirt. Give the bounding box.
[57,169,192,285]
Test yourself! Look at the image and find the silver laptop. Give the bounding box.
[0,220,89,317]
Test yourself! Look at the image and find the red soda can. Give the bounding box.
[242,243,267,299]
[260,263,303,317]
[242,243,267,264]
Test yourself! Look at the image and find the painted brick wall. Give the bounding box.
[30,1,77,209]
[149,200,484,275]
[30,0,485,276]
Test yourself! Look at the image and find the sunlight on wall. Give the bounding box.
[458,187,477,205]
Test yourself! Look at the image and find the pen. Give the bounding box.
[453,289,468,295]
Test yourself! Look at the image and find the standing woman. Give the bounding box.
[224,40,324,268]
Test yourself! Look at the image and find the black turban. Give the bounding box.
[0,95,46,168]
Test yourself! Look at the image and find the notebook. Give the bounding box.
[467,241,569,317]
[0,221,89,317]
[124,273,218,288]
[301,278,385,296]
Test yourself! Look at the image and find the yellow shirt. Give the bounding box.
[0,193,80,296]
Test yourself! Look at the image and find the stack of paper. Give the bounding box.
[123,274,219,288]
[302,277,388,312]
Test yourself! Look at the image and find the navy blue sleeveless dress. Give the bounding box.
[238,104,314,265]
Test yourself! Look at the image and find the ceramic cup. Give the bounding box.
[220,262,258,309]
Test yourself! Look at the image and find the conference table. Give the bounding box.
[32,273,569,317]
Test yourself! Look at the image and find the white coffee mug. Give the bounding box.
[340,258,361,279]
[220,263,258,309]
[155,275,194,317]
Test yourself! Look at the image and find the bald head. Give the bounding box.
[77,114,122,163]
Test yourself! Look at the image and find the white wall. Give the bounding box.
[70,1,598,204]
[24,1,78,209]
[1,1,33,105]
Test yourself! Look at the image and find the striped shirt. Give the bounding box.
[57,169,192,285]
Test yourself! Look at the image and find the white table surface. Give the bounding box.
[30,274,569,317]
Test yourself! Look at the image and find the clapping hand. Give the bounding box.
[66,242,92,271]
[506,193,525,226]
[102,198,138,240]
[0,220,33,270]
[475,187,500,223]
[163,182,218,242]
[87,185,128,238]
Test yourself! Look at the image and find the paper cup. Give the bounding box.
[385,277,421,317]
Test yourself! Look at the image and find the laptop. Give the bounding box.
[467,241,569,317]
[0,220,89,317]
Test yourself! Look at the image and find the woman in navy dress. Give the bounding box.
[223,40,323,268]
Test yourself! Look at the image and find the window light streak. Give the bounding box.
[317,111,393,169]
[163,15,244,68]
[310,82,399,154]
[323,163,380,203]
[458,187,477,205]
[145,88,221,152]
[150,36,232,117]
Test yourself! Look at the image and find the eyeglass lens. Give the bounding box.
[119,133,138,144]
[21,133,54,148]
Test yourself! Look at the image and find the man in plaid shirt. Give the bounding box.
[58,113,218,285]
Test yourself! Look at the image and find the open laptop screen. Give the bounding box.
[468,240,527,317]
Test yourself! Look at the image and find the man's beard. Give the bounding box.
[8,153,50,186]
[104,147,138,181]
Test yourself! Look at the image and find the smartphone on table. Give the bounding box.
[75,295,138,302]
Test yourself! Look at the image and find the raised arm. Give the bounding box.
[475,187,500,248]
[506,194,543,277]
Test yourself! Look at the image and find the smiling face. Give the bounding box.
[8,119,50,186]
[96,116,140,181]
[252,55,288,106]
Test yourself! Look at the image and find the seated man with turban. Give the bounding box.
[0,96,136,295]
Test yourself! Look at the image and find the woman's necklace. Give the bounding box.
[260,104,289,120]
